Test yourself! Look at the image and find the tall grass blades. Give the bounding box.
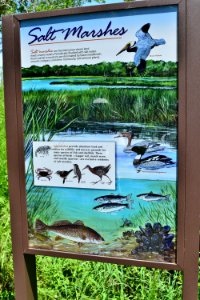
[23,91,77,159]
[23,88,177,127]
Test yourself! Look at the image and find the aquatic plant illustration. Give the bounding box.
[35,145,51,157]
[56,169,73,184]
[35,168,53,181]
[83,164,112,184]
[131,223,175,260]
[116,23,166,73]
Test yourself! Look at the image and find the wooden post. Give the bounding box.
[2,15,38,300]
[183,0,200,299]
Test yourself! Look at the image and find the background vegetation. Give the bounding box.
[23,88,177,126]
[22,60,177,78]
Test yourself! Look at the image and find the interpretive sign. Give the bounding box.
[2,1,200,299]
[21,3,178,263]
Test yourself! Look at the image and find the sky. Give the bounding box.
[20,5,177,68]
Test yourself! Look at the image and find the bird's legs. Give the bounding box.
[104,174,112,184]
[92,177,102,185]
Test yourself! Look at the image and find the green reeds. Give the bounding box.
[23,88,177,126]
[23,91,77,228]
[23,91,77,159]
[49,76,177,88]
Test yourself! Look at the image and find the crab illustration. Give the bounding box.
[35,168,53,181]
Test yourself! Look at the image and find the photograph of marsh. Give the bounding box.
[21,6,178,262]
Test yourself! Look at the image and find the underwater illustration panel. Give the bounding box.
[20,5,178,263]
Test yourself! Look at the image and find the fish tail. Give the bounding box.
[127,197,133,209]
[35,219,47,232]
[126,194,132,202]
[165,194,171,201]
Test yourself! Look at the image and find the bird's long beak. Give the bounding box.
[82,166,87,170]
[116,42,131,56]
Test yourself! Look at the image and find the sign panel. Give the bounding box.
[20,6,178,263]
[33,141,115,189]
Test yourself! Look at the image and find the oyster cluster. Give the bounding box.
[131,223,175,259]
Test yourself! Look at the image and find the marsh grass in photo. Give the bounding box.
[23,88,177,126]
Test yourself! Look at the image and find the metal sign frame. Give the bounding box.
[2,0,200,299]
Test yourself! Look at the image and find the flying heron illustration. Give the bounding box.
[116,23,166,73]
[83,164,112,184]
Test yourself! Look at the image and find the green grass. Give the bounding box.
[49,76,177,88]
[23,88,177,126]
[1,84,200,299]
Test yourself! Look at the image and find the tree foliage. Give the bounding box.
[22,60,178,78]
[0,0,104,16]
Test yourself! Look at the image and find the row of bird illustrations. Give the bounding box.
[35,164,112,185]
[115,131,175,172]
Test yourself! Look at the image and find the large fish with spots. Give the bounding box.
[35,219,104,244]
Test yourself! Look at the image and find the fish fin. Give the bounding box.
[73,176,77,178]
[35,219,47,231]
[55,236,64,241]
[63,178,65,184]
[74,220,85,226]
[127,199,133,209]
[78,242,83,247]
[149,191,154,194]
[126,194,132,202]
[52,220,72,226]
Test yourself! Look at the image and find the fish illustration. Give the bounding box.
[73,164,82,183]
[93,201,132,213]
[136,191,170,202]
[35,219,104,244]
[94,193,132,203]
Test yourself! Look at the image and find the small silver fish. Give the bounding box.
[35,219,104,244]
[93,201,132,213]
[94,193,132,203]
[137,191,170,202]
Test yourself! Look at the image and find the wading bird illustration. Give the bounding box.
[83,164,112,184]
[116,23,166,73]
[132,145,175,171]
[115,131,165,153]
[56,169,73,184]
